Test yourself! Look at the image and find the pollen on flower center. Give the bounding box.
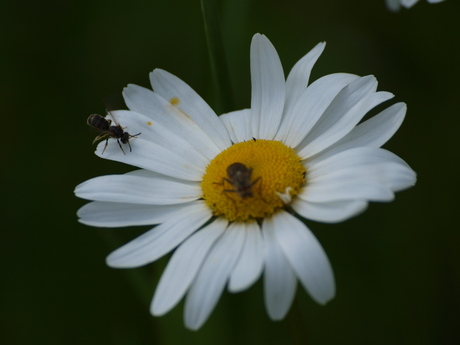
[201,139,306,222]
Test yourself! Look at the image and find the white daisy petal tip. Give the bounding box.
[292,199,369,224]
[315,292,335,306]
[307,278,336,306]
[105,252,131,268]
[250,33,285,139]
[386,0,446,11]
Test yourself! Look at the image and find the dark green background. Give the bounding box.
[2,0,459,344]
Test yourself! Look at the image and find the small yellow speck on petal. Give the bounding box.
[147,121,152,126]
[201,139,306,222]
[170,97,180,106]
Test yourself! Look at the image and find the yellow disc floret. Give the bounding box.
[201,139,306,222]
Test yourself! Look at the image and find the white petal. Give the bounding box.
[77,202,189,227]
[228,221,264,293]
[352,102,406,149]
[184,222,246,330]
[276,73,360,146]
[298,76,395,159]
[106,110,210,170]
[311,102,406,161]
[294,75,378,148]
[151,218,228,316]
[123,83,161,117]
[308,162,416,193]
[299,179,394,203]
[306,147,417,192]
[285,42,326,109]
[307,146,411,171]
[123,84,221,160]
[219,109,252,143]
[250,34,285,139]
[262,218,297,320]
[75,173,201,205]
[94,137,204,181]
[149,69,232,151]
[106,201,212,268]
[269,211,335,304]
[291,198,368,223]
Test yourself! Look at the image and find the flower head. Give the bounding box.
[75,33,416,330]
[386,0,446,11]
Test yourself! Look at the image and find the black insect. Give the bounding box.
[87,113,140,154]
[215,162,261,199]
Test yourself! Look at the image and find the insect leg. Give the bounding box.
[213,177,228,186]
[116,139,126,155]
[101,137,109,154]
[252,176,261,187]
[256,176,269,204]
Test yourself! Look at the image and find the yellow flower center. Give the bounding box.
[201,139,306,222]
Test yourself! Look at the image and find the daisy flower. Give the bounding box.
[386,0,446,11]
[75,33,416,330]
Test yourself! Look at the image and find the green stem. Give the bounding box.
[201,0,233,114]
